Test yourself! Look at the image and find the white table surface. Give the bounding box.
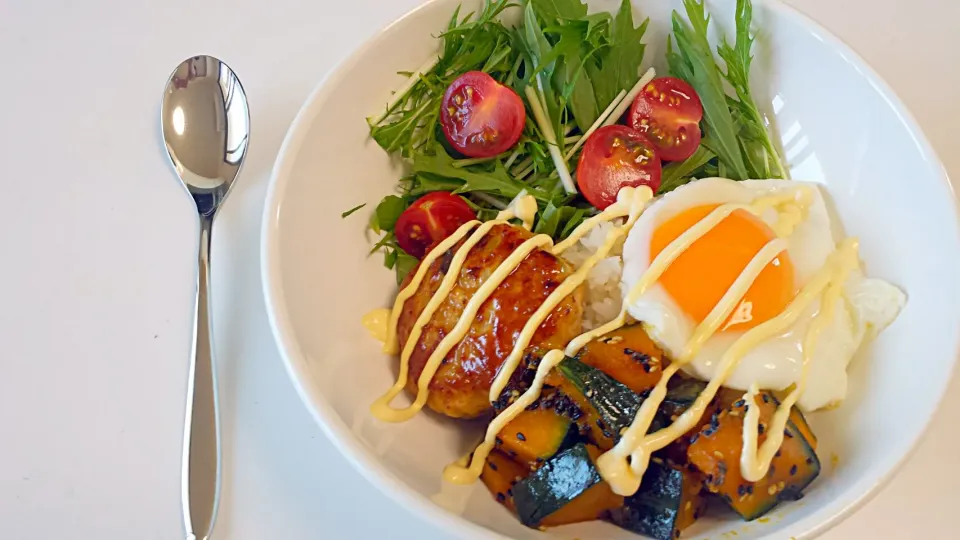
[1,1,957,538]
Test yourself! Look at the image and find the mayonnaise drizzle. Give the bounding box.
[368,181,854,495]
[498,191,538,230]
[439,188,655,484]
[597,237,859,495]
[371,219,552,422]
[487,187,653,403]
[362,308,391,343]
[444,349,567,484]
[381,220,480,355]
[739,238,859,481]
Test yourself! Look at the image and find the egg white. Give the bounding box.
[621,178,905,411]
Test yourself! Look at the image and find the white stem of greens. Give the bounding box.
[452,156,497,168]
[503,147,523,169]
[524,85,576,194]
[471,191,508,210]
[511,155,534,175]
[601,67,656,128]
[370,54,441,125]
[564,89,627,160]
[564,135,581,145]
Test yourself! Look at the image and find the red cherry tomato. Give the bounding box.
[628,77,703,162]
[440,71,526,158]
[576,125,662,209]
[394,192,477,259]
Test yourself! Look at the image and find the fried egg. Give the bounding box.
[621,178,905,411]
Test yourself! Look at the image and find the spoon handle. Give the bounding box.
[181,216,221,540]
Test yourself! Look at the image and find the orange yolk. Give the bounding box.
[649,204,796,331]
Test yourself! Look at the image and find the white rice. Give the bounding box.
[560,220,626,331]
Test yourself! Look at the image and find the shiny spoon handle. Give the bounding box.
[181,216,221,540]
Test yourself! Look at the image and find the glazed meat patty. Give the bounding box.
[396,223,584,419]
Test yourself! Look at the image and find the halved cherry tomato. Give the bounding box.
[628,77,703,162]
[576,125,662,209]
[395,192,477,259]
[440,71,526,158]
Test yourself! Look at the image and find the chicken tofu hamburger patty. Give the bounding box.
[396,223,584,418]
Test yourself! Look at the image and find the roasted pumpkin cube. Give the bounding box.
[575,324,667,395]
[555,357,646,450]
[513,443,623,528]
[496,389,579,468]
[480,450,530,514]
[687,391,821,521]
[607,460,707,540]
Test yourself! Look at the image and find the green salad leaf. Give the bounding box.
[716,0,786,179]
[658,144,716,194]
[340,203,367,218]
[531,0,587,20]
[394,250,419,285]
[412,145,555,202]
[668,0,786,184]
[592,0,648,110]
[670,0,748,181]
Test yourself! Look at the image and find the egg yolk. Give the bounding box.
[650,204,796,331]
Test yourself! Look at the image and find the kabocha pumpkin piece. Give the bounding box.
[555,357,646,450]
[575,324,667,395]
[657,377,710,466]
[607,460,707,540]
[481,450,530,514]
[496,389,580,469]
[513,443,623,528]
[687,391,821,521]
[789,406,818,451]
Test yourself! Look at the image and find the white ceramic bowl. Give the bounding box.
[261,0,960,538]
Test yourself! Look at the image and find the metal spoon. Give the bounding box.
[160,55,249,540]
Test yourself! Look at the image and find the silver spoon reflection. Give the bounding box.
[161,55,249,540]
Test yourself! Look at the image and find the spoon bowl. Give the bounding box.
[163,55,249,216]
[161,55,249,540]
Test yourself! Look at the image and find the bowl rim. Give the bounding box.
[260,1,960,538]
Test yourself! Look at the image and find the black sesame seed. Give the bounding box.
[738,484,748,497]
[775,449,781,458]
[758,423,766,435]
[489,461,498,472]
[790,464,798,476]
[806,457,814,465]
[762,394,770,404]
[734,399,746,408]
[717,462,727,485]
[495,437,503,446]
[674,529,681,538]
[689,433,700,445]
[496,493,506,503]
[516,432,526,442]
[746,484,754,495]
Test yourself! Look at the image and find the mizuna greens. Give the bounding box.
[357,0,785,284]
